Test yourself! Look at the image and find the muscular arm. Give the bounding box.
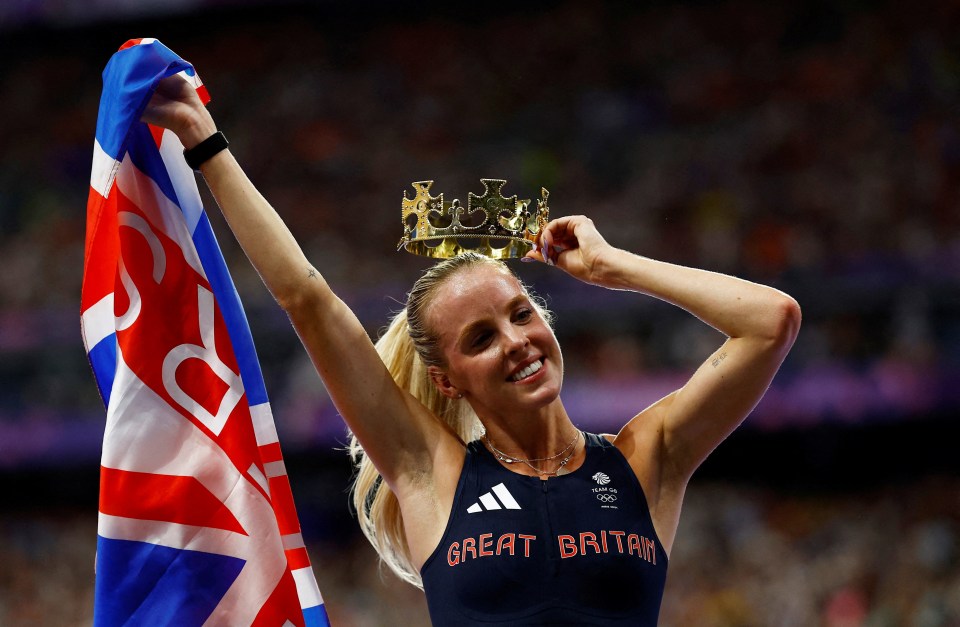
[534,216,800,551]
[144,76,458,492]
[595,248,800,478]
[204,152,455,482]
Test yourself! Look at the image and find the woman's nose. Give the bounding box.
[503,326,529,354]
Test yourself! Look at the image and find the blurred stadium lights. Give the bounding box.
[0,0,260,30]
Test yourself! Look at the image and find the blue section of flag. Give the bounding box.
[302,603,333,627]
[96,40,191,160]
[88,335,118,406]
[94,536,245,627]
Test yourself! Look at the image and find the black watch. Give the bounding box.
[183,131,229,170]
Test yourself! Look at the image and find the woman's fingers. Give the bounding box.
[537,217,572,265]
[527,216,600,267]
[141,75,206,131]
[141,76,218,148]
[542,229,553,264]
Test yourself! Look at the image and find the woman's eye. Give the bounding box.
[516,308,532,322]
[472,332,492,348]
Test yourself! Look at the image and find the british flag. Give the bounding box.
[81,39,330,626]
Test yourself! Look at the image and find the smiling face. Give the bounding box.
[424,264,564,420]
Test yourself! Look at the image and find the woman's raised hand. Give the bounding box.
[525,215,615,285]
[140,74,216,149]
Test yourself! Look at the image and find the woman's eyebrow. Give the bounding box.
[457,319,488,346]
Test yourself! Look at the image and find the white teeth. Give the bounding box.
[511,359,543,382]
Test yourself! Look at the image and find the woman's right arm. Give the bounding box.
[142,75,460,493]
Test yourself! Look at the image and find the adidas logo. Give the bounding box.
[466,483,521,513]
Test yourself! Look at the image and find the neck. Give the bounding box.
[479,398,578,462]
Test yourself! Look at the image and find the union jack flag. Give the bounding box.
[81,39,330,626]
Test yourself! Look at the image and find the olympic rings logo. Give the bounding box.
[596,493,618,503]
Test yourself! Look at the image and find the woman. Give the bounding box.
[144,74,800,625]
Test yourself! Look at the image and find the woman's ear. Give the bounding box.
[428,366,463,399]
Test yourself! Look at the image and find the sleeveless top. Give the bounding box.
[420,432,668,626]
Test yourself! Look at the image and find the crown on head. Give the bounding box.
[399,179,549,259]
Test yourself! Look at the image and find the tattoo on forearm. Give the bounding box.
[307,268,317,279]
[711,351,728,368]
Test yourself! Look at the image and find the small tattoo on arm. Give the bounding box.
[711,351,728,368]
[307,268,317,279]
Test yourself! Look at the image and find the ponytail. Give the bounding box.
[348,308,482,588]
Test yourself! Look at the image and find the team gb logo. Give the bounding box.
[592,472,610,485]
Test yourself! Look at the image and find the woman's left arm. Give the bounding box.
[532,215,801,482]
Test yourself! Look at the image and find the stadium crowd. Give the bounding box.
[1,0,959,444]
[0,0,958,623]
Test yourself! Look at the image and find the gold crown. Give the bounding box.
[399,179,549,259]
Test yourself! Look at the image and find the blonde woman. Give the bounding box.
[144,74,800,626]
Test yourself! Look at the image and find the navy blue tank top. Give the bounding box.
[420,432,668,626]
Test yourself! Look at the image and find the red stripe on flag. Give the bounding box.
[268,477,301,536]
[118,39,144,51]
[100,467,247,534]
[285,547,311,570]
[148,123,165,148]
[196,84,211,105]
[82,185,119,311]
[259,442,283,464]
[251,567,305,627]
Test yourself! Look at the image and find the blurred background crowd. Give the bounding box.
[0,0,958,624]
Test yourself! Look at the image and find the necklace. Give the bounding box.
[483,430,581,477]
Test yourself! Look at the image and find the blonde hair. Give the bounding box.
[348,252,551,587]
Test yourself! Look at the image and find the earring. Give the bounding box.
[457,393,463,399]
